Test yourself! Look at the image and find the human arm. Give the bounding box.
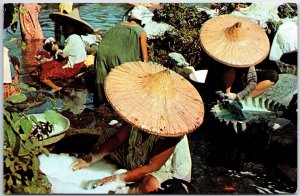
[237,66,257,99]
[71,123,131,171]
[140,31,148,62]
[60,34,77,58]
[94,145,176,187]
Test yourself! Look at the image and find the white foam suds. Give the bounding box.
[242,105,270,112]
[38,153,127,194]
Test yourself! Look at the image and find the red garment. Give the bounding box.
[19,3,44,40]
[4,76,20,99]
[39,59,84,80]
[4,84,21,99]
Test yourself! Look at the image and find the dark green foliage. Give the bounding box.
[4,3,18,32]
[278,3,297,18]
[210,3,237,15]
[148,3,210,68]
[3,84,55,194]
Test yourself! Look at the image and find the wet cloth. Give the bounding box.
[96,127,191,184]
[19,3,44,40]
[95,23,145,103]
[269,20,298,61]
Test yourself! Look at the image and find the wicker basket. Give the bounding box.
[27,113,70,146]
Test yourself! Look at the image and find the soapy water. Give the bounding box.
[39,153,128,194]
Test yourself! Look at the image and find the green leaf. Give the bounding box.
[20,118,33,138]
[21,41,27,50]
[17,145,29,157]
[32,156,39,183]
[15,82,29,90]
[23,140,34,152]
[32,155,40,171]
[21,164,28,171]
[29,115,38,124]
[32,137,39,147]
[9,37,18,43]
[13,172,22,180]
[7,176,13,187]
[12,112,21,122]
[40,147,49,156]
[4,158,12,167]
[6,92,27,103]
[44,110,60,125]
[9,165,15,173]
[4,121,17,148]
[28,87,36,92]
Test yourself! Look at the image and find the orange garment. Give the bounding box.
[19,3,44,41]
[4,72,20,99]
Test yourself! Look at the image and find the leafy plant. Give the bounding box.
[278,3,297,19]
[148,3,210,68]
[3,83,62,194]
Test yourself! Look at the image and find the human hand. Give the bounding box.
[225,92,238,101]
[93,174,125,188]
[71,156,91,171]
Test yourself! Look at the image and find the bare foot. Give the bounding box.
[53,87,62,92]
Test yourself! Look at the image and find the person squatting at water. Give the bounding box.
[36,8,94,92]
[94,5,148,106]
[199,14,279,102]
[217,63,279,101]
[71,61,205,194]
[71,124,191,194]
[35,37,63,64]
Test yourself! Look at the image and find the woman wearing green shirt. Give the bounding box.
[95,6,149,106]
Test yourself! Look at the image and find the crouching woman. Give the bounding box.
[39,8,94,92]
[71,123,192,193]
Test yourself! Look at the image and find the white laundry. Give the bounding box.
[231,3,281,28]
[144,21,174,39]
[38,153,127,194]
[269,19,298,61]
[168,52,189,67]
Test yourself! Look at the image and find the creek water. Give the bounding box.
[4,3,129,76]
[3,3,130,113]
[3,3,297,194]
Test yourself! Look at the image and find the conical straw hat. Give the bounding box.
[49,8,94,34]
[199,14,270,68]
[105,61,205,137]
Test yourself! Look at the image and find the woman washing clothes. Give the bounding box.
[72,62,205,194]
[199,14,278,101]
[38,8,94,92]
[94,5,149,106]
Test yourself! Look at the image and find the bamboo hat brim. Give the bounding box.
[200,14,270,68]
[49,8,94,34]
[105,61,205,137]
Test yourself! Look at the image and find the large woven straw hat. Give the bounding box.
[199,14,270,68]
[49,8,94,34]
[105,61,205,137]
